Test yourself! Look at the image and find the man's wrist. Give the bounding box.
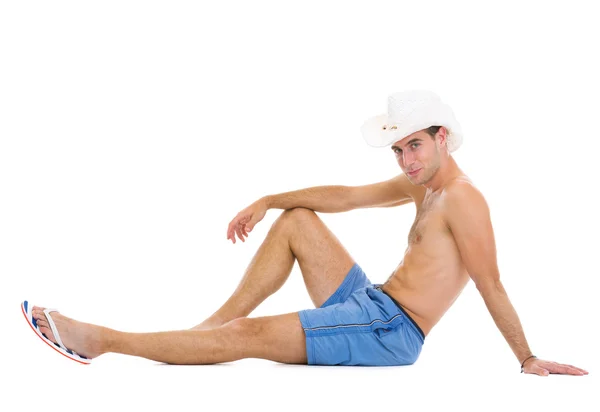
[520,354,537,372]
[519,354,535,365]
[262,195,273,209]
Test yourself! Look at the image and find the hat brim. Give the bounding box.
[360,114,397,147]
[360,114,464,152]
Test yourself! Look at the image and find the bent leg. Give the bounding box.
[286,208,358,308]
[195,207,357,329]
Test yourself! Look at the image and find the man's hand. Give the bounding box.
[522,357,589,376]
[226,198,268,244]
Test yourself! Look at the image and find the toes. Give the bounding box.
[33,314,57,343]
[38,324,56,343]
[33,308,50,321]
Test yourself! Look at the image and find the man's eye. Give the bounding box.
[393,144,418,154]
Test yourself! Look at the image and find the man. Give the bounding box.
[23,90,588,376]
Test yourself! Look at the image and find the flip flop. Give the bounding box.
[21,301,91,365]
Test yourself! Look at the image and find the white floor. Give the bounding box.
[6,352,598,412]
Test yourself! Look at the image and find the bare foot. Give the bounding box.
[32,306,106,359]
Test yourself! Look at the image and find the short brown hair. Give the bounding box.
[424,126,442,138]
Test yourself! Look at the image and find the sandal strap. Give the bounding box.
[43,308,67,351]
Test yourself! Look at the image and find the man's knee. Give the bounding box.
[274,207,318,230]
[224,317,260,337]
[224,317,271,355]
[224,315,307,363]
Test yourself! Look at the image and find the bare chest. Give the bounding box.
[407,195,449,245]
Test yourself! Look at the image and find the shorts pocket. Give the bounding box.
[370,313,403,337]
[373,323,400,338]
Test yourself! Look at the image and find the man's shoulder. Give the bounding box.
[441,177,488,212]
[441,174,480,195]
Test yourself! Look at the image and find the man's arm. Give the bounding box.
[265,173,417,213]
[227,174,418,243]
[443,182,588,376]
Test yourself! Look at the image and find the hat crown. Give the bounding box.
[387,90,441,122]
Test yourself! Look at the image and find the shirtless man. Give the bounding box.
[24,91,588,376]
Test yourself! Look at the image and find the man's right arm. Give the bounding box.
[263,174,417,213]
[227,174,417,243]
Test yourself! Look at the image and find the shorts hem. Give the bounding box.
[319,262,361,308]
[298,310,317,365]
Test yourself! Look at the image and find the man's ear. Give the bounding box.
[437,127,449,148]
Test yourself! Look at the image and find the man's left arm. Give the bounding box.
[443,183,588,376]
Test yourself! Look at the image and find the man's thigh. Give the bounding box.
[317,262,372,308]
[278,207,358,308]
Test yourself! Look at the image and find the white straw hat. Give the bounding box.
[360,90,463,152]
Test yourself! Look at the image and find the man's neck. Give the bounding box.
[423,156,463,192]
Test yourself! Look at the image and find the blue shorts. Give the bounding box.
[298,263,425,366]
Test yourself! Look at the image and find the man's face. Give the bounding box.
[390,129,443,185]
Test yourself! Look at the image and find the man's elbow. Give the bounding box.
[472,273,504,297]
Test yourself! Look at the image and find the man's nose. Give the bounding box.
[403,150,415,165]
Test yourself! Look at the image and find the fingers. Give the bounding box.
[547,362,588,375]
[235,224,245,242]
[227,211,259,244]
[528,360,590,376]
[530,365,550,376]
[227,220,235,243]
[237,226,250,243]
[227,217,242,244]
[227,221,244,244]
[564,364,589,375]
[226,212,255,244]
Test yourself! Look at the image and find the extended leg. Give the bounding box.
[32,306,307,365]
[194,207,355,329]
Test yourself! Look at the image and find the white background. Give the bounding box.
[1,1,598,411]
